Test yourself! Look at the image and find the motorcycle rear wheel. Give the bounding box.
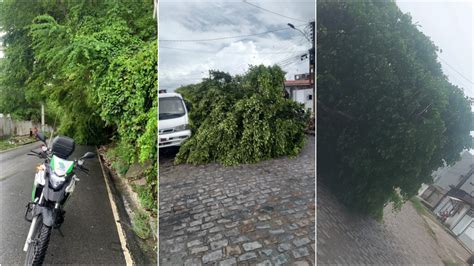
[25,214,52,266]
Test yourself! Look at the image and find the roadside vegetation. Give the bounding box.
[410,197,438,242]
[176,65,310,165]
[0,0,157,252]
[0,136,37,151]
[317,1,472,219]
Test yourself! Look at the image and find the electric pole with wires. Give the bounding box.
[288,21,316,114]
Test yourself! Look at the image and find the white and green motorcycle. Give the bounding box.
[23,132,95,265]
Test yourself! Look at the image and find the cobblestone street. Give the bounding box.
[159,136,315,265]
[317,183,471,265]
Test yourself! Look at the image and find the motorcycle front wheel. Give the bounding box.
[25,214,51,266]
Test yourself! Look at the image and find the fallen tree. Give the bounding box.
[175,65,310,166]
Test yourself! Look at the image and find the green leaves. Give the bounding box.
[1,0,157,213]
[175,65,309,166]
[318,0,472,218]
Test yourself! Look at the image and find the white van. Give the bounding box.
[158,92,191,148]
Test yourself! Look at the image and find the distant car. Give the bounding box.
[158,92,191,148]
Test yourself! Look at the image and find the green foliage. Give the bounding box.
[133,180,157,215]
[132,210,151,240]
[317,0,472,218]
[175,65,309,165]
[1,0,157,214]
[106,141,134,176]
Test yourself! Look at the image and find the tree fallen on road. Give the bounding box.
[175,65,310,166]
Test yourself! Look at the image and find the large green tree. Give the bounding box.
[317,0,472,218]
[0,1,65,121]
[0,0,157,213]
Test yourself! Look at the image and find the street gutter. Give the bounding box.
[97,148,151,265]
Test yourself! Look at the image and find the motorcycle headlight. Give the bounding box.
[49,172,66,189]
[174,124,189,132]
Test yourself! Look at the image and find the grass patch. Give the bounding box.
[105,142,132,176]
[411,197,438,242]
[132,183,156,215]
[132,210,150,240]
[0,139,16,151]
[411,197,429,216]
[0,136,36,151]
[442,260,459,266]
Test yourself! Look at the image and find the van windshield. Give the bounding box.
[159,97,186,120]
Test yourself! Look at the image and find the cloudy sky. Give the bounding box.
[159,0,315,91]
[396,0,473,99]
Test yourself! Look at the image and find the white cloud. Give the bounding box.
[159,0,314,91]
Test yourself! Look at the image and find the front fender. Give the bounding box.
[33,206,54,227]
[41,207,54,227]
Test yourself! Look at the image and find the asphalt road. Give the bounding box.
[0,142,126,264]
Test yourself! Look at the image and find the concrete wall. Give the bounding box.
[0,114,53,138]
[457,220,474,252]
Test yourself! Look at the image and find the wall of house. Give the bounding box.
[421,186,445,209]
[432,151,474,191]
[459,172,473,193]
[453,211,473,235]
[434,197,470,229]
[457,220,473,252]
[291,88,313,112]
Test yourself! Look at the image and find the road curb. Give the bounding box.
[97,147,135,265]
[96,148,150,265]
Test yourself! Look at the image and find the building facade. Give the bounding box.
[419,151,474,252]
[284,73,314,113]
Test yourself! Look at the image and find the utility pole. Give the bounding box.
[287,22,316,113]
[41,103,45,132]
[309,21,315,114]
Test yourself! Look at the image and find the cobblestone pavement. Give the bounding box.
[159,137,315,265]
[318,183,471,265]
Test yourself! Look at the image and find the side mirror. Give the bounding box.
[36,132,47,145]
[81,152,96,159]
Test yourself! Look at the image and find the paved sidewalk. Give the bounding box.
[159,137,315,265]
[317,183,471,265]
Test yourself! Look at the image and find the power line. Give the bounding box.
[159,45,307,55]
[242,0,309,23]
[160,23,307,42]
[438,56,474,85]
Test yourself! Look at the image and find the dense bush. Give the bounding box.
[175,65,310,166]
[0,1,157,214]
[317,0,472,218]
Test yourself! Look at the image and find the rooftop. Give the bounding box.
[284,79,311,86]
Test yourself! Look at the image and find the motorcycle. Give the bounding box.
[23,132,95,265]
